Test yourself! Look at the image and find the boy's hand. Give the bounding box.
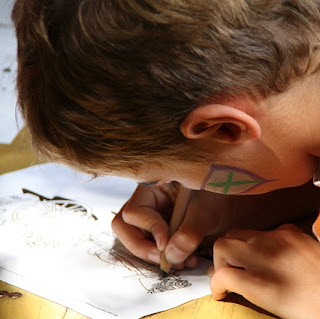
[210,224,320,319]
[111,183,223,268]
[111,183,174,265]
[112,181,320,269]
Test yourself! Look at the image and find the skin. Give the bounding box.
[200,164,276,194]
[111,72,320,318]
[112,181,320,265]
[210,224,320,319]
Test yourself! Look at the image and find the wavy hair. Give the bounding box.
[12,0,320,175]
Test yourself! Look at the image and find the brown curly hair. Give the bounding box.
[12,0,320,175]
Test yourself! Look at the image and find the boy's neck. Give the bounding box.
[262,72,320,159]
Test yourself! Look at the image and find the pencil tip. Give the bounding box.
[160,269,169,279]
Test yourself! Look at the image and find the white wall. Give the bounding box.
[0,0,19,143]
[0,0,14,25]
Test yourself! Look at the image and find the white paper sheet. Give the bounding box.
[0,164,211,319]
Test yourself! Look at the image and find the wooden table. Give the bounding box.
[0,280,276,319]
[0,128,276,319]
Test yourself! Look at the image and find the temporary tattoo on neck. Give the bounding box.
[201,165,275,195]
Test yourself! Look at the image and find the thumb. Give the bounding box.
[164,229,204,265]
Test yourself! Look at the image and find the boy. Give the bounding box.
[12,0,320,318]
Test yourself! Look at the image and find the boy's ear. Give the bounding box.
[180,104,261,144]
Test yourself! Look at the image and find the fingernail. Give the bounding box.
[148,252,160,264]
[165,245,186,264]
[155,234,163,251]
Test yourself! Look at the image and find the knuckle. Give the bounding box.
[277,223,300,231]
[121,206,135,223]
[213,237,229,252]
[176,230,201,252]
[148,219,163,234]
[210,267,229,284]
[111,214,121,233]
[225,229,241,238]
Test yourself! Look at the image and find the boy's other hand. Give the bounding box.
[210,224,320,319]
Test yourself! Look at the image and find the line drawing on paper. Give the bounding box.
[21,188,97,219]
[0,189,192,294]
[88,234,192,294]
[0,189,100,249]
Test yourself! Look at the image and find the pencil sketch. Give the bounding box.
[88,233,192,294]
[0,166,212,319]
[21,188,97,219]
[146,277,191,294]
[0,189,193,295]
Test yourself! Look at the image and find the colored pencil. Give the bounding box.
[160,185,192,277]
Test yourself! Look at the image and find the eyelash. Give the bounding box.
[139,181,160,187]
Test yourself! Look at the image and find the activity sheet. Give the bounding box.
[0,164,211,319]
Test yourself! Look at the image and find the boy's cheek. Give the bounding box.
[200,164,277,195]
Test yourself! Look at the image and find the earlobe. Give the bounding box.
[180,104,261,144]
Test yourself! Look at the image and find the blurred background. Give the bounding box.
[0,0,14,25]
[0,0,39,174]
[0,0,21,145]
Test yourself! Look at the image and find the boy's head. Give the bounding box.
[12,0,320,194]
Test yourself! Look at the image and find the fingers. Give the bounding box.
[210,267,265,302]
[225,224,304,242]
[276,223,304,232]
[210,225,317,319]
[112,184,178,266]
[122,185,172,251]
[112,209,161,264]
[215,228,289,272]
[224,228,263,243]
[164,229,203,265]
[210,267,243,300]
[112,212,199,267]
[163,190,218,265]
[185,254,199,268]
[113,185,206,269]
[211,232,274,306]
[122,205,169,251]
[213,237,253,271]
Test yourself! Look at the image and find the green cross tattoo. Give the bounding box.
[207,172,260,194]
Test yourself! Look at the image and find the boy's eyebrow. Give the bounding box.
[138,180,159,186]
